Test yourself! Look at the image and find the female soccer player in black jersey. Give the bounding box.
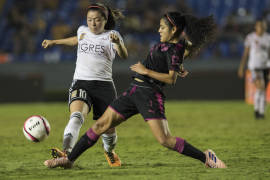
[45,12,226,169]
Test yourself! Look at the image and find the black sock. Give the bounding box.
[182,141,206,163]
[68,134,98,162]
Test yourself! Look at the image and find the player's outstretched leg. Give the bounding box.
[173,137,226,168]
[147,119,227,168]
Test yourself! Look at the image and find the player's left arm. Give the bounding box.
[110,33,128,59]
[183,40,193,58]
[130,62,178,85]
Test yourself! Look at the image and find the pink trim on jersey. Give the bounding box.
[129,85,137,96]
[175,43,183,50]
[108,105,126,120]
[144,118,167,122]
[160,43,169,52]
[155,92,164,114]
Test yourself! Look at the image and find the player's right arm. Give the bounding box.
[41,36,78,48]
[130,62,178,85]
[238,46,250,79]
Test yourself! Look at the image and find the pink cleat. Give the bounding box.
[44,157,73,169]
[204,149,227,168]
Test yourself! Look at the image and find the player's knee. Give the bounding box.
[81,111,88,120]
[93,121,105,133]
[157,136,176,149]
[92,117,111,134]
[256,85,265,91]
[255,80,265,90]
[157,138,170,148]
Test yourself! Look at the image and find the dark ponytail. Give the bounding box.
[184,14,217,57]
[87,3,124,30]
[164,12,217,57]
[105,6,125,30]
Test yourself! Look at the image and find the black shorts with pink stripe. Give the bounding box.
[109,80,166,121]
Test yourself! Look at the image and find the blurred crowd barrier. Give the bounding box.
[0,60,244,102]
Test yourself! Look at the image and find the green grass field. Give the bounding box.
[0,101,270,180]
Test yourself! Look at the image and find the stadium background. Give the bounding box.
[1,1,270,179]
[0,0,270,102]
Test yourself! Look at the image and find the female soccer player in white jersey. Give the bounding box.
[238,18,270,119]
[41,3,128,167]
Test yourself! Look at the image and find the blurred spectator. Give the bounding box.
[51,18,72,40]
[263,9,270,27]
[1,0,270,62]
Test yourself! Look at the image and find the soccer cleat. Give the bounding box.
[51,147,67,158]
[255,111,260,119]
[44,157,73,169]
[255,111,265,120]
[104,150,121,167]
[204,149,226,168]
[258,114,265,119]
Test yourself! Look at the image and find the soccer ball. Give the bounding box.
[23,115,51,142]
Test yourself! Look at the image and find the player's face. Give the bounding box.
[255,21,267,35]
[158,18,173,42]
[87,10,107,34]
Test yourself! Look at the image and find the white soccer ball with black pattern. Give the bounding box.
[23,115,50,142]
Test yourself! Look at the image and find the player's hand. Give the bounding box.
[130,62,148,75]
[238,68,244,79]
[178,64,189,78]
[42,39,54,49]
[178,70,189,77]
[110,33,120,44]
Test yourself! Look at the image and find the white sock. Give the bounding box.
[254,90,261,112]
[102,132,117,153]
[63,111,84,152]
[259,90,266,115]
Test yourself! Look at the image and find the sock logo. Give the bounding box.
[64,133,73,138]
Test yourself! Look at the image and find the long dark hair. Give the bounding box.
[164,12,217,57]
[87,3,124,30]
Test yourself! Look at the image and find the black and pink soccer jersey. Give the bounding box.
[109,41,186,121]
[134,40,186,87]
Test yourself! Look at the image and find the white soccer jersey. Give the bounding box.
[245,32,270,70]
[73,25,123,81]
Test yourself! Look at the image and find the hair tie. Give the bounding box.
[166,14,176,27]
[88,5,109,19]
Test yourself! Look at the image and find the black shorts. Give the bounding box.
[252,69,270,88]
[109,81,166,121]
[69,80,117,120]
